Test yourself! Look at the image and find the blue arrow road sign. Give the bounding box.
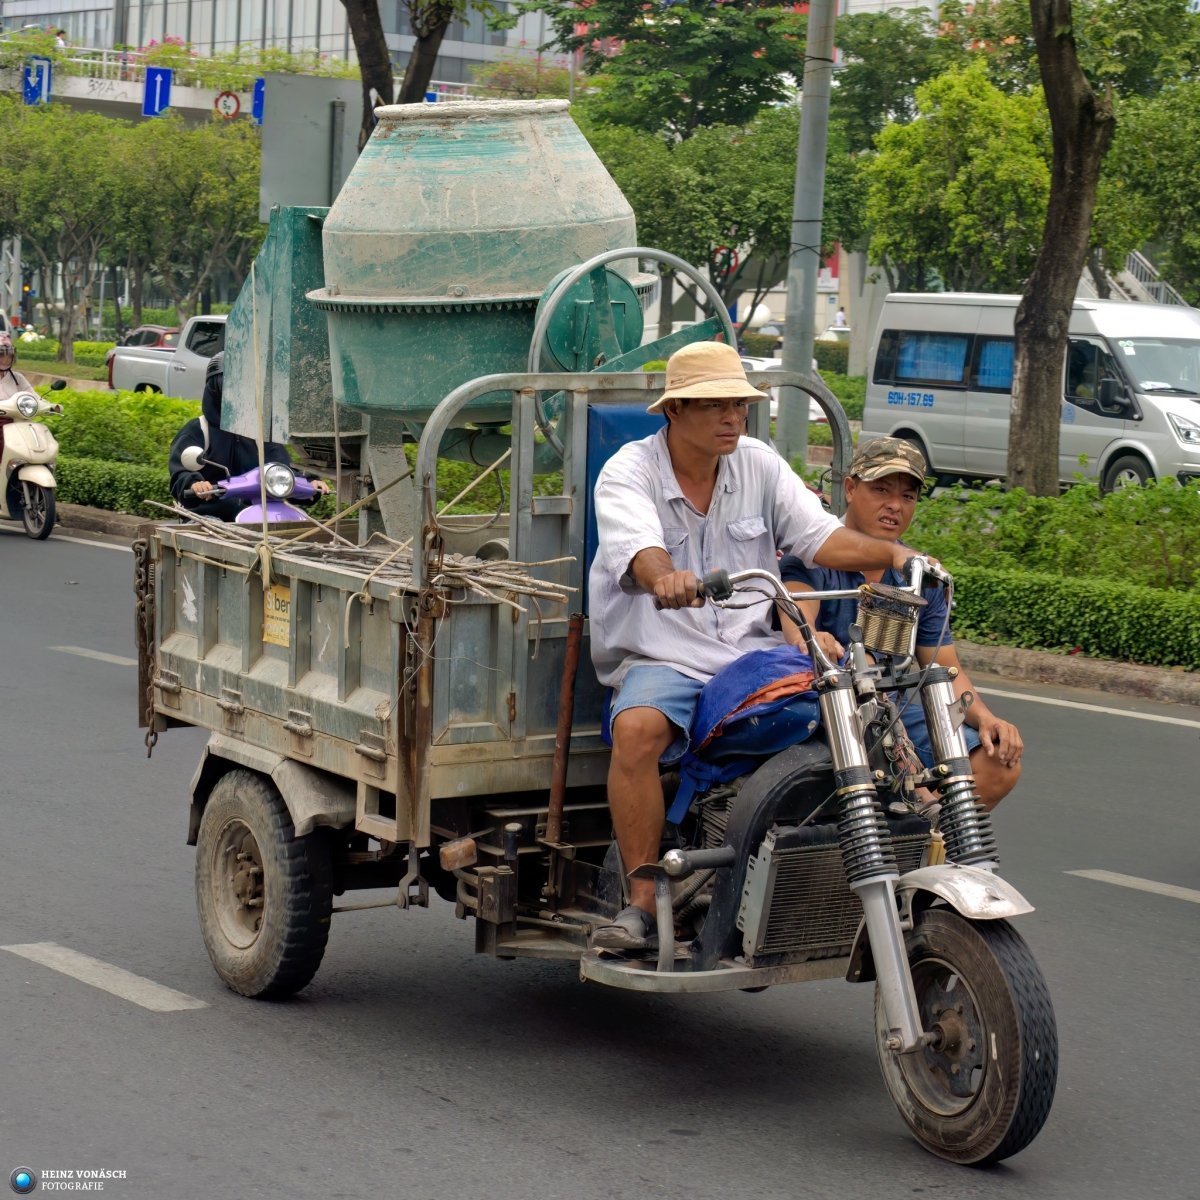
[252,78,265,125]
[22,57,52,105]
[142,67,173,118]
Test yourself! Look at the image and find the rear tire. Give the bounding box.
[897,434,934,483]
[1102,454,1151,493]
[21,484,54,539]
[875,907,1058,1164]
[195,769,333,998]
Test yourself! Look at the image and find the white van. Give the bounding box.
[862,293,1200,490]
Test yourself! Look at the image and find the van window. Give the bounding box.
[873,329,969,387]
[1112,337,1200,396]
[971,337,1014,390]
[1066,339,1122,404]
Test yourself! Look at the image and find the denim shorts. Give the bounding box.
[897,695,983,769]
[608,665,706,764]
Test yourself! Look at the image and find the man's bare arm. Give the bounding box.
[630,547,705,609]
[813,526,912,574]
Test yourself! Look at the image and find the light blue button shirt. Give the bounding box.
[590,428,841,688]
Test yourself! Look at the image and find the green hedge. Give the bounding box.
[951,564,1200,669]
[741,332,779,356]
[55,457,172,517]
[42,389,200,468]
[18,340,114,369]
[739,334,849,375]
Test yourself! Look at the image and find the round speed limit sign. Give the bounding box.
[214,90,241,120]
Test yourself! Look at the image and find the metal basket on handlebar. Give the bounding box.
[855,583,927,657]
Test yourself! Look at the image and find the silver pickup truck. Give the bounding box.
[109,314,226,396]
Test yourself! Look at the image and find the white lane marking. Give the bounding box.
[1,943,207,1012]
[0,525,132,552]
[52,534,133,553]
[975,687,1200,730]
[1066,869,1200,905]
[49,645,138,667]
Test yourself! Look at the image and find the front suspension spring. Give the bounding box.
[838,785,898,886]
[938,778,998,865]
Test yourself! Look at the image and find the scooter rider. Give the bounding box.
[778,438,1023,810]
[0,335,35,401]
[588,342,931,952]
[169,352,329,521]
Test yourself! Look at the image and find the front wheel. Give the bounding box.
[1102,454,1151,493]
[875,907,1057,1165]
[22,484,55,539]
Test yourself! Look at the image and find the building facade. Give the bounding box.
[0,1,561,85]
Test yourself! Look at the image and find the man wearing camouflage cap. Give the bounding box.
[778,436,1024,810]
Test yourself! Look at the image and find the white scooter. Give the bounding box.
[0,382,65,540]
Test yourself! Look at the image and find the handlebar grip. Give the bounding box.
[701,568,733,601]
[652,573,713,610]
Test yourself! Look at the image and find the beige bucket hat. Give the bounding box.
[647,341,771,414]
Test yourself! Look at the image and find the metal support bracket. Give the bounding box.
[948,690,974,733]
[396,842,429,910]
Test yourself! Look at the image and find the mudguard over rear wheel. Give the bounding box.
[875,907,1057,1165]
[195,769,333,998]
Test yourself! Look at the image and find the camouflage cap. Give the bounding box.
[849,437,927,483]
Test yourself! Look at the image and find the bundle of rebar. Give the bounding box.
[152,503,574,614]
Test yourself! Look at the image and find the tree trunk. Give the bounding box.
[1086,247,1112,299]
[657,272,674,341]
[111,265,124,339]
[1008,0,1116,495]
[130,256,144,328]
[339,0,396,151]
[396,2,457,104]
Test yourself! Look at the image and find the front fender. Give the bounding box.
[18,463,56,488]
[846,865,1034,983]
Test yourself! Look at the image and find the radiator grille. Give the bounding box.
[757,832,928,956]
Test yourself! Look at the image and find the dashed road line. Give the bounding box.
[49,645,138,666]
[1,943,207,1012]
[976,687,1200,730]
[1066,869,1200,905]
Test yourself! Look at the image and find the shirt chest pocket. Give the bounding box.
[727,515,768,542]
[662,527,689,569]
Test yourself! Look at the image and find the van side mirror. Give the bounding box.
[180,446,206,472]
[1097,377,1125,412]
[49,379,66,391]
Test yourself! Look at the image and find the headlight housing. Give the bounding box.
[1168,412,1200,446]
[15,394,38,418]
[263,462,296,498]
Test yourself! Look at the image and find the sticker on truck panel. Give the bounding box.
[264,584,291,647]
[887,390,935,407]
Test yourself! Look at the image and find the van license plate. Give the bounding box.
[264,584,291,647]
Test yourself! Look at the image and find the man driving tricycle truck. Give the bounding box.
[140,247,1055,1171]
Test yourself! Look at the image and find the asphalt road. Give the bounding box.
[1,525,1198,1200]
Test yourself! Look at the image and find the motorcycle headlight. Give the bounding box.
[15,394,38,418]
[263,462,296,498]
[1169,412,1200,446]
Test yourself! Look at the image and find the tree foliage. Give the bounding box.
[865,65,1050,292]
[516,0,806,137]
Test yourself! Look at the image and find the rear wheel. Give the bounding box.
[195,769,333,998]
[21,484,54,539]
[897,434,934,483]
[875,907,1057,1165]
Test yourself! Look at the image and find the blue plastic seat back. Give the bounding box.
[584,403,664,614]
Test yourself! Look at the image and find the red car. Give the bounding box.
[106,326,180,387]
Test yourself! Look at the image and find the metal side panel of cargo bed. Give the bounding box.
[147,397,610,844]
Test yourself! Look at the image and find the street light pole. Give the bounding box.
[778,0,837,470]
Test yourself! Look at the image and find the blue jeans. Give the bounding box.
[608,666,706,764]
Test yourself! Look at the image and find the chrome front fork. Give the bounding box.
[819,677,927,1054]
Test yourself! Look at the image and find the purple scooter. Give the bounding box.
[179,448,317,523]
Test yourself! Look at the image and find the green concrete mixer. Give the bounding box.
[218,98,738,541]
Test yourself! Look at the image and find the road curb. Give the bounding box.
[56,503,144,541]
[956,640,1200,709]
[22,369,110,391]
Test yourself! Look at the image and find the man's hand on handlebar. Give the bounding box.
[190,480,218,498]
[653,569,705,609]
